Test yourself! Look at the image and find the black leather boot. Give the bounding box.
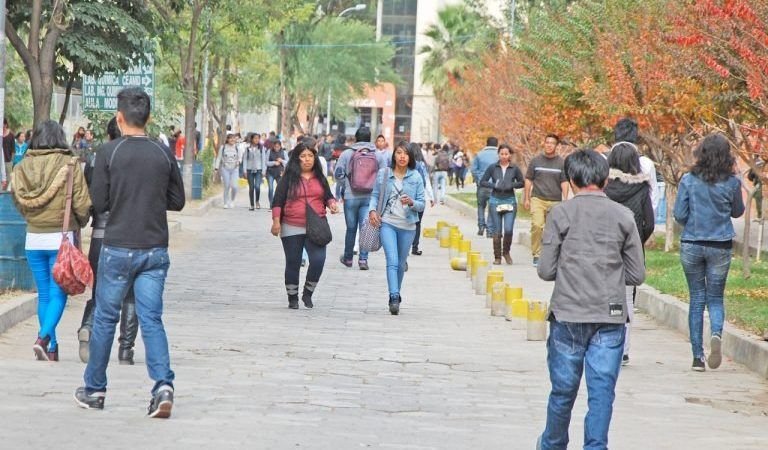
[118,296,138,365]
[503,235,513,265]
[492,235,502,265]
[287,284,299,309]
[302,281,317,309]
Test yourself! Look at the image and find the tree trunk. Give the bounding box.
[664,183,677,253]
[59,70,77,125]
[742,186,753,278]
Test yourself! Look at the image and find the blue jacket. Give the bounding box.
[470,146,499,182]
[368,167,425,224]
[673,173,744,242]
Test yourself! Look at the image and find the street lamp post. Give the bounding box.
[327,4,367,133]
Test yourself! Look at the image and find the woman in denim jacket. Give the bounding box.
[674,133,745,372]
[368,142,425,315]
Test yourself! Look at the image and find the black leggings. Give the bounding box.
[281,234,327,288]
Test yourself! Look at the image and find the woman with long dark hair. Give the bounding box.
[368,141,426,315]
[271,143,338,309]
[13,120,92,361]
[479,144,524,265]
[674,133,744,372]
[242,133,267,210]
[604,143,655,366]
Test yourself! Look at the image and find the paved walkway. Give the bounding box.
[0,195,767,449]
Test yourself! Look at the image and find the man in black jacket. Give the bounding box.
[75,87,185,419]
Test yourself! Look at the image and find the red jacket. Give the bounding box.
[272,176,336,227]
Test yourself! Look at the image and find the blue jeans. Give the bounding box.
[26,249,67,349]
[476,187,494,234]
[432,171,448,203]
[84,246,174,395]
[380,222,416,296]
[246,170,263,206]
[680,242,731,359]
[343,196,370,262]
[488,196,517,238]
[267,173,281,208]
[540,320,625,450]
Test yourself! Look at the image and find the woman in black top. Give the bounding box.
[604,142,654,366]
[480,144,524,265]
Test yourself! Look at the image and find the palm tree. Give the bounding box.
[419,3,498,99]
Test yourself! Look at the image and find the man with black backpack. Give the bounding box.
[432,145,451,204]
[334,127,388,270]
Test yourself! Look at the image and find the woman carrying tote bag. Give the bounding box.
[12,120,91,362]
[367,141,425,315]
[271,142,338,309]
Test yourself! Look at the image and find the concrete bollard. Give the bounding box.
[491,282,507,316]
[438,224,452,246]
[473,260,489,294]
[485,270,504,308]
[436,221,448,238]
[470,256,486,283]
[459,240,471,258]
[422,227,437,238]
[467,251,481,279]
[526,300,549,341]
[449,231,462,259]
[504,286,523,319]
[450,257,467,271]
[507,298,529,330]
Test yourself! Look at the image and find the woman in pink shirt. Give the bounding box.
[271,142,338,309]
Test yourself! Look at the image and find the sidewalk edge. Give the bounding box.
[0,293,37,336]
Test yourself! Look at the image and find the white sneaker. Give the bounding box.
[223,203,231,209]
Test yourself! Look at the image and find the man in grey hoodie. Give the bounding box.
[470,136,500,237]
[334,127,388,270]
[536,149,645,450]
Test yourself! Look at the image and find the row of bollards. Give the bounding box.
[425,221,548,341]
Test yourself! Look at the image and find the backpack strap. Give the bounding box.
[62,160,75,235]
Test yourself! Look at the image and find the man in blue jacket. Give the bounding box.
[470,136,500,237]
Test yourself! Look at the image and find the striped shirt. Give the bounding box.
[525,154,567,201]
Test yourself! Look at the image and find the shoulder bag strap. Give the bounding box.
[376,168,389,215]
[62,161,75,236]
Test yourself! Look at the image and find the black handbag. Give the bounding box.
[303,182,332,246]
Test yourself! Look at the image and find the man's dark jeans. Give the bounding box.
[540,320,625,450]
[84,246,174,395]
[476,187,494,234]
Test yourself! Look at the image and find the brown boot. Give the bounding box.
[492,235,502,265]
[503,235,513,265]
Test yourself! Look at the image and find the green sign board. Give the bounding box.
[82,56,154,111]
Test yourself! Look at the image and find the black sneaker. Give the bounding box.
[339,255,353,268]
[477,226,485,236]
[389,294,401,315]
[148,385,174,419]
[692,357,706,372]
[621,354,629,366]
[74,387,105,410]
[533,257,540,267]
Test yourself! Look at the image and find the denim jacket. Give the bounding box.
[673,173,744,242]
[368,167,425,224]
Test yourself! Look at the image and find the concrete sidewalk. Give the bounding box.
[0,199,765,449]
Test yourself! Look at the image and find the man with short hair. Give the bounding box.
[375,134,392,167]
[75,87,185,418]
[432,145,451,204]
[536,149,645,450]
[334,127,387,270]
[524,134,569,266]
[470,137,500,237]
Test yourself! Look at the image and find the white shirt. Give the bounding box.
[26,232,73,251]
[639,156,658,212]
[158,132,169,147]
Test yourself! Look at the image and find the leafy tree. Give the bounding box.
[5,0,153,127]
[419,2,499,99]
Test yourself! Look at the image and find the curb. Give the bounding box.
[446,197,768,379]
[0,293,37,336]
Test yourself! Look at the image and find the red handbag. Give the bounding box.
[52,162,93,295]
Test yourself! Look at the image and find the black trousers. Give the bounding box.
[281,234,327,289]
